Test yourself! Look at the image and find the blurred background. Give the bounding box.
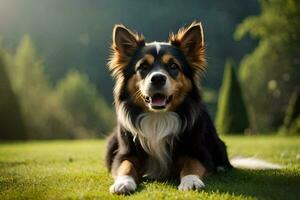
[0,0,299,140]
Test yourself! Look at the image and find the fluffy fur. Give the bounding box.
[136,112,182,178]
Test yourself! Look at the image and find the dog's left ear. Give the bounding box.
[169,22,206,73]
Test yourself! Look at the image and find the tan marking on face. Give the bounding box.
[136,54,155,69]
[144,54,155,65]
[161,54,182,70]
[168,73,192,110]
[177,156,207,179]
[127,74,148,110]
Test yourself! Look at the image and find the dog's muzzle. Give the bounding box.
[144,93,173,110]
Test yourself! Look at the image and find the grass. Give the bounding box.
[0,135,300,200]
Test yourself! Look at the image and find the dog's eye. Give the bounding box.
[137,63,150,78]
[167,62,180,78]
[169,63,179,70]
[137,63,149,72]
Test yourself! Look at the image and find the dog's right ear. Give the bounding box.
[112,25,144,57]
[109,25,144,77]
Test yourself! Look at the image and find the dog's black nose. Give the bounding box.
[151,74,166,87]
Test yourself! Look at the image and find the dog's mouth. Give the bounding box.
[144,93,173,110]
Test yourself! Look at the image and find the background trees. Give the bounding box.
[0,0,299,138]
[235,0,300,132]
[0,0,259,102]
[0,36,114,139]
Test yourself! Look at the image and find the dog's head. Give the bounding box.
[109,22,206,112]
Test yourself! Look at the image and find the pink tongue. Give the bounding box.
[151,97,166,106]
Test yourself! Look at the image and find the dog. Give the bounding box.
[105,22,281,194]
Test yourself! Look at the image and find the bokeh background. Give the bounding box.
[0,0,299,139]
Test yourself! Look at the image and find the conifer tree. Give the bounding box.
[215,59,249,134]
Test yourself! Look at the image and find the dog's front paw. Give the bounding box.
[109,175,137,194]
[178,175,205,191]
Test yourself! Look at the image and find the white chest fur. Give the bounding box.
[136,112,182,178]
[117,104,183,179]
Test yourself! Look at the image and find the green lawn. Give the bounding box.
[0,136,300,200]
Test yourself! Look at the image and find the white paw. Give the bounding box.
[178,175,205,191]
[109,175,137,194]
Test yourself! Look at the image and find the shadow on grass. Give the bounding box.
[205,168,300,200]
[134,169,300,200]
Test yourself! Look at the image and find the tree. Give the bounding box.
[3,35,77,139]
[0,54,26,139]
[235,0,300,132]
[4,35,51,138]
[280,91,300,134]
[215,59,249,134]
[54,70,115,137]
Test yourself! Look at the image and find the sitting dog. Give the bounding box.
[105,22,233,194]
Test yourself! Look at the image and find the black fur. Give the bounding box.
[106,41,232,180]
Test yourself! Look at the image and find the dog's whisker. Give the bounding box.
[132,90,145,103]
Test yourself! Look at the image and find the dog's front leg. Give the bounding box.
[109,157,139,194]
[177,156,206,191]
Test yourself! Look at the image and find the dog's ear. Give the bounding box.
[113,24,144,57]
[169,22,206,74]
[109,24,144,77]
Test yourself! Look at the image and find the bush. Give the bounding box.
[215,59,249,134]
[54,70,115,137]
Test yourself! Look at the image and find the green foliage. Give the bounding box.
[235,0,300,132]
[1,35,114,139]
[215,59,249,134]
[281,91,300,134]
[8,36,55,138]
[1,136,299,200]
[54,70,115,137]
[3,36,72,139]
[0,0,260,102]
[0,54,26,139]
